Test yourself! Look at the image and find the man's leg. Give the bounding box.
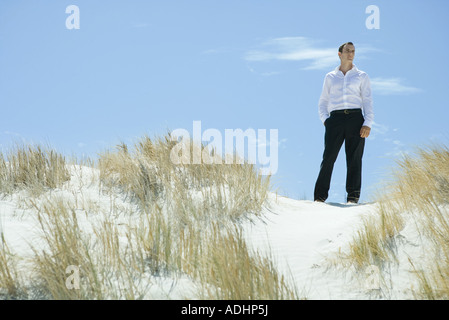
[344,113,365,203]
[314,115,345,202]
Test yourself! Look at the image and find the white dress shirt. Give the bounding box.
[318,65,374,128]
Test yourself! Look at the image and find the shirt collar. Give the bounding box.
[334,64,358,74]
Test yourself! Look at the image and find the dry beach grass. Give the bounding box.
[1,137,449,299]
[0,134,296,300]
[336,144,449,299]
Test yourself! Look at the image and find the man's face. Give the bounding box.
[339,44,355,62]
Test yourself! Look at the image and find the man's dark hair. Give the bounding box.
[339,42,354,53]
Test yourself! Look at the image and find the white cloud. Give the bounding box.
[247,66,281,77]
[371,77,422,95]
[369,122,389,140]
[368,123,406,158]
[244,37,376,71]
[244,37,421,95]
[244,37,339,70]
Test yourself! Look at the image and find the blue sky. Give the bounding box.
[1,0,448,202]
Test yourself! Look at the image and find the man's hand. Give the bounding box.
[360,126,371,138]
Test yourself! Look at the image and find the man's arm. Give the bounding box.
[360,73,374,137]
[318,75,331,125]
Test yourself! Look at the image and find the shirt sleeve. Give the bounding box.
[361,73,374,128]
[318,75,330,124]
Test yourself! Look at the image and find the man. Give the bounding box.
[314,42,374,204]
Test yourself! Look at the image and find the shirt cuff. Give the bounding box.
[362,120,373,128]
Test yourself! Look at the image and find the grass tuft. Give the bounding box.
[0,144,70,196]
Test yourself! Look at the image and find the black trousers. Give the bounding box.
[314,110,365,203]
